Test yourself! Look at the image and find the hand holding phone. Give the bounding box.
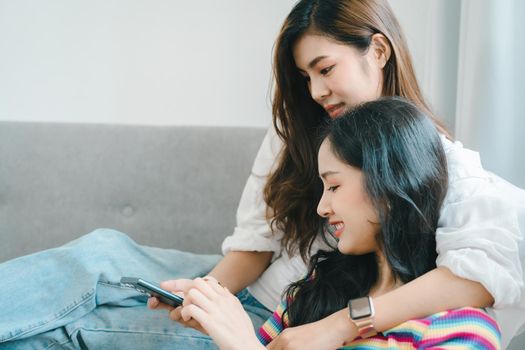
[120,277,184,307]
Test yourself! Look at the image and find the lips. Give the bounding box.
[328,222,345,238]
[324,103,345,118]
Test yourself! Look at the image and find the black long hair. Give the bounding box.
[284,97,449,326]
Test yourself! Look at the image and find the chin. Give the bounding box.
[338,241,373,256]
[337,241,355,255]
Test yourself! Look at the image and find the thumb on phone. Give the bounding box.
[160,279,193,294]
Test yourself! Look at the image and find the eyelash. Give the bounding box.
[302,65,335,82]
[320,65,334,75]
[327,185,339,192]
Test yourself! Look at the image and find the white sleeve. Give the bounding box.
[221,127,285,260]
[436,137,524,307]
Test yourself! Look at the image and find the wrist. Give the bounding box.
[330,308,359,345]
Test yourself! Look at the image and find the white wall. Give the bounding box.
[0,0,296,127]
[0,0,456,128]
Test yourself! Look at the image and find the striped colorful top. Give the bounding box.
[257,300,501,349]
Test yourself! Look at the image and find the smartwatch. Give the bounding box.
[347,296,377,338]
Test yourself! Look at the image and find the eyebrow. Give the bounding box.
[298,55,329,72]
[320,170,340,179]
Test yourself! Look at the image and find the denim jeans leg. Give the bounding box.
[66,304,218,350]
[65,290,272,350]
[2,291,272,349]
[0,327,79,350]
[0,229,221,344]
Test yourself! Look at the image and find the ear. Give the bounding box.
[370,33,392,69]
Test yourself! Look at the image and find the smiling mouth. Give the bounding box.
[326,222,345,239]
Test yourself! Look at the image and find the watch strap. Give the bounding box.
[354,317,377,338]
[348,296,377,338]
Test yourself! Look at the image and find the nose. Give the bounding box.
[317,192,333,218]
[309,76,329,102]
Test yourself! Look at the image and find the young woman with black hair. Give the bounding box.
[177,98,501,349]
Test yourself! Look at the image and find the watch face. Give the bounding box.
[350,297,372,319]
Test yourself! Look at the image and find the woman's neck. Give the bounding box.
[369,252,401,297]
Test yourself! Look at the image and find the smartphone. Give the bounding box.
[120,277,184,307]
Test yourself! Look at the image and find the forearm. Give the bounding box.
[373,266,492,331]
[207,250,273,294]
[329,266,494,344]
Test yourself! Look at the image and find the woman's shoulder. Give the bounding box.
[251,126,284,176]
[440,135,488,183]
[438,135,507,206]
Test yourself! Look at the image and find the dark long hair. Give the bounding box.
[264,0,450,260]
[284,97,448,326]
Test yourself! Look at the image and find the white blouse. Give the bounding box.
[221,126,525,346]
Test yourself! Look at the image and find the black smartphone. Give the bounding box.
[120,277,184,307]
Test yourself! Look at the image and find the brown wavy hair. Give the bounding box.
[265,0,450,260]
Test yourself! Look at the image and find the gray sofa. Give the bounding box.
[1,121,524,349]
[0,121,266,262]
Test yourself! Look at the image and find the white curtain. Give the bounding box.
[454,1,525,349]
[455,0,524,188]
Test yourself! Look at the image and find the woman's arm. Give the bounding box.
[268,267,492,348]
[150,128,280,324]
[153,250,273,307]
[180,267,492,350]
[210,127,282,293]
[437,139,523,307]
[207,250,273,294]
[149,250,272,333]
[373,266,492,331]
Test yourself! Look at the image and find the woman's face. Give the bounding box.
[317,138,380,255]
[293,34,384,119]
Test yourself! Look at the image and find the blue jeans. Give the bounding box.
[0,229,272,349]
